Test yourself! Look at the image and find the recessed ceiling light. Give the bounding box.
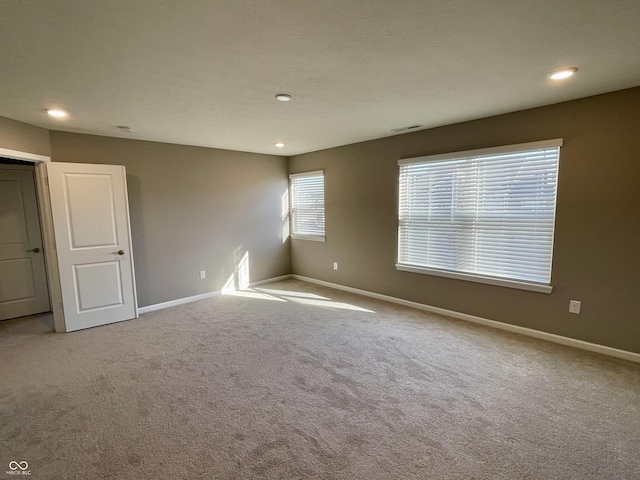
[117,126,133,132]
[550,67,578,80]
[275,94,292,102]
[274,142,285,148]
[46,108,67,118]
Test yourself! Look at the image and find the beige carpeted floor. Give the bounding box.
[1,279,639,479]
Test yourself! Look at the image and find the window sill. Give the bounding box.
[395,264,553,294]
[291,234,326,242]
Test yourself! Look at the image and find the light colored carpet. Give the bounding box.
[1,279,638,479]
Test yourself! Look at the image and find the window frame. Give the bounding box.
[289,170,326,242]
[396,139,562,294]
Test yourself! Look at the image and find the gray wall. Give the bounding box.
[2,87,639,353]
[50,132,291,308]
[289,87,640,354]
[0,116,51,157]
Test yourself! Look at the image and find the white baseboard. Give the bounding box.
[292,275,640,363]
[138,274,293,314]
[138,290,221,314]
[136,272,639,363]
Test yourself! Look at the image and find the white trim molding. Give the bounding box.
[138,274,293,314]
[292,275,640,364]
[396,264,553,294]
[138,290,221,314]
[0,147,50,163]
[35,163,65,332]
[136,272,639,363]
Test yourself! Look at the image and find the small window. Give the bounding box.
[289,170,325,241]
[397,139,562,293]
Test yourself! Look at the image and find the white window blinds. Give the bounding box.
[398,139,561,288]
[290,171,325,239]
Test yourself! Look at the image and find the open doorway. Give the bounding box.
[0,146,64,332]
[0,158,52,327]
[0,147,138,333]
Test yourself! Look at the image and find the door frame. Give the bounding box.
[0,147,65,331]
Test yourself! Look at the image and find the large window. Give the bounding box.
[397,139,561,293]
[290,170,325,241]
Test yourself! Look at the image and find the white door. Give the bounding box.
[0,165,50,320]
[47,162,137,332]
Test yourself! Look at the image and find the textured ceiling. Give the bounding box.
[1,0,639,156]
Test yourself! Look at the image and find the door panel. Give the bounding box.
[47,162,137,331]
[65,173,118,248]
[0,258,35,302]
[0,166,50,320]
[0,178,29,243]
[74,261,123,311]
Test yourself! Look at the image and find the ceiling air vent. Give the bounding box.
[391,124,423,133]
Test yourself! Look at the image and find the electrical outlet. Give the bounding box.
[200,270,206,279]
[569,300,581,314]
[333,262,338,270]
